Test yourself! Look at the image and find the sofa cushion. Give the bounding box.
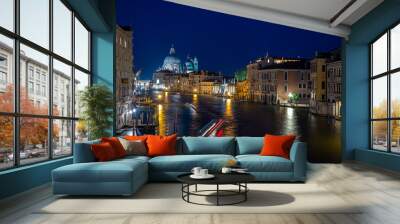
[53,158,147,183]
[118,138,147,156]
[236,137,263,155]
[149,154,235,172]
[91,142,118,162]
[116,155,150,163]
[101,137,127,158]
[73,140,100,163]
[181,137,235,155]
[124,135,148,142]
[236,155,293,172]
[147,134,177,157]
[260,134,296,159]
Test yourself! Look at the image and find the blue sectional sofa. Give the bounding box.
[52,137,307,196]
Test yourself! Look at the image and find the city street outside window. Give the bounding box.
[371,23,400,153]
[0,0,91,170]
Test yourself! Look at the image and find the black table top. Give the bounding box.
[177,172,255,185]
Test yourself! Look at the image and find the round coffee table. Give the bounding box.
[177,173,255,206]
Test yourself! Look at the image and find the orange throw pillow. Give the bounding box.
[101,137,126,158]
[146,134,177,157]
[260,134,296,159]
[91,142,117,161]
[124,135,148,142]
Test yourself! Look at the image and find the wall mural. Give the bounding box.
[116,0,343,163]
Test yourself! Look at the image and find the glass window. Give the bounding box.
[391,72,400,117]
[53,0,72,60]
[53,119,72,158]
[391,24,400,70]
[391,120,400,153]
[0,116,14,169]
[371,24,400,153]
[0,0,14,31]
[0,0,91,170]
[20,0,49,49]
[28,81,33,93]
[0,34,14,112]
[53,59,72,117]
[75,120,88,143]
[372,34,387,76]
[372,121,388,151]
[74,18,89,70]
[20,44,49,115]
[19,117,49,165]
[372,76,387,119]
[74,69,89,118]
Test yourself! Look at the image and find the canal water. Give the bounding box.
[152,91,341,163]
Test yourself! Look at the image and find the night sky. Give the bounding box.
[117,0,342,80]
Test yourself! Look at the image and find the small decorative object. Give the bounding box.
[221,167,232,173]
[191,167,202,176]
[199,168,209,176]
[190,167,214,179]
[226,159,238,168]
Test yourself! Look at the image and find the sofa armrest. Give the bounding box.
[73,140,100,163]
[289,141,307,181]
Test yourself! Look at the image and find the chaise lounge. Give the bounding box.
[52,137,307,196]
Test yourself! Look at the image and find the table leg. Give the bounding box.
[181,184,183,199]
[187,184,190,202]
[216,184,219,206]
[245,183,247,201]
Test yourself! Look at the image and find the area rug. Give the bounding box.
[37,183,361,214]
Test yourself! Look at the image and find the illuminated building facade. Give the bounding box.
[247,56,310,105]
[116,25,136,129]
[309,50,342,117]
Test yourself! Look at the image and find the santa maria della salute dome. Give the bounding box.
[159,44,199,74]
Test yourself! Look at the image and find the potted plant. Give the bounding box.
[79,84,114,140]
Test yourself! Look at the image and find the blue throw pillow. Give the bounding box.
[182,137,235,155]
[236,137,264,155]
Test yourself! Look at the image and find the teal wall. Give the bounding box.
[0,0,116,200]
[0,158,72,199]
[344,0,400,171]
[92,32,116,134]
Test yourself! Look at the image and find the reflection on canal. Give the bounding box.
[153,91,341,163]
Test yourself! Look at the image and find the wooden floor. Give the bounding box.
[1,162,400,224]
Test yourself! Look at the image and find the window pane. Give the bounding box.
[0,116,13,170]
[53,119,72,157]
[0,0,14,31]
[372,76,387,119]
[53,0,72,60]
[20,0,49,49]
[372,121,388,151]
[391,72,400,118]
[74,18,89,70]
[20,44,49,115]
[53,59,72,117]
[75,120,88,143]
[74,69,89,118]
[391,24,400,70]
[20,117,49,165]
[0,34,14,112]
[391,120,400,153]
[372,33,387,76]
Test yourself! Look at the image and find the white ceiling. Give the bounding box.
[165,0,384,38]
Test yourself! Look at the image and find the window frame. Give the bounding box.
[370,20,400,154]
[0,0,92,171]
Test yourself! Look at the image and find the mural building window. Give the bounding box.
[371,23,400,153]
[0,0,91,170]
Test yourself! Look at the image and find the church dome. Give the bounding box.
[162,45,182,73]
